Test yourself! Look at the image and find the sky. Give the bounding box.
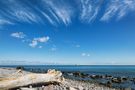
[0,0,135,65]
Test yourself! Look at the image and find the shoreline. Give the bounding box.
[0,67,131,90]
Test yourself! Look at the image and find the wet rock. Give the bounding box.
[111,77,122,83]
[66,87,70,90]
[67,73,73,76]
[16,66,24,70]
[73,72,80,77]
[121,77,128,81]
[105,75,113,79]
[90,75,102,79]
[73,72,88,78]
[130,78,135,84]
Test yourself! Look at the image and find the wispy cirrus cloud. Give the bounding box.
[0,0,41,25]
[80,0,103,22]
[101,0,135,21]
[0,0,135,27]
[42,0,73,25]
[14,10,40,23]
[0,19,13,25]
[0,0,73,26]
[41,11,56,25]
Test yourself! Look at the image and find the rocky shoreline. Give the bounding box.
[0,68,131,90]
[63,71,134,89]
[9,79,117,90]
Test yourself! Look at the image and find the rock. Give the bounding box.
[105,75,113,79]
[90,75,102,79]
[16,66,24,70]
[106,81,112,87]
[121,77,128,81]
[20,87,37,90]
[111,77,122,83]
[73,72,88,78]
[0,68,119,90]
[67,73,73,76]
[70,87,77,90]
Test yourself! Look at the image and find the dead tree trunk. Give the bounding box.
[0,69,64,90]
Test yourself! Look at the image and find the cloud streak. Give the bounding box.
[0,19,14,26]
[101,0,135,21]
[0,0,135,27]
[80,0,103,22]
[42,0,73,25]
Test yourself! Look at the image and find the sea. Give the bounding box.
[0,65,135,89]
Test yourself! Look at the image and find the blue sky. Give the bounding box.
[0,0,135,65]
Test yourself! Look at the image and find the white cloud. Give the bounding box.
[42,0,73,25]
[29,40,38,48]
[0,19,14,25]
[101,0,135,21]
[29,36,50,48]
[81,53,90,57]
[11,32,26,39]
[0,0,41,25]
[0,0,135,27]
[49,9,60,23]
[34,36,50,43]
[10,31,49,48]
[41,11,56,25]
[80,0,101,22]
[14,10,39,23]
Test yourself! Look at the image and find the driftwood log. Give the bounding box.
[0,69,64,90]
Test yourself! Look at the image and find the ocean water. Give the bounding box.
[1,65,135,89]
[1,65,135,77]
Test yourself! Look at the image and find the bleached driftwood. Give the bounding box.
[0,69,64,90]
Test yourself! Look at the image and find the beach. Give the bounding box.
[0,0,135,89]
[0,67,122,90]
